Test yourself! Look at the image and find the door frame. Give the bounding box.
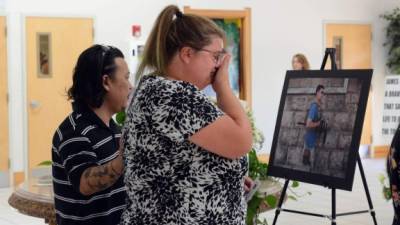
[0,13,10,187]
[322,20,375,153]
[183,6,252,106]
[21,14,97,181]
[322,20,373,67]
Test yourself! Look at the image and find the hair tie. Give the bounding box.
[176,11,183,19]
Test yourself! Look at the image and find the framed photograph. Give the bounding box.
[267,69,372,191]
[183,6,252,105]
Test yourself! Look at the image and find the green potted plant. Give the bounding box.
[36,160,53,185]
[378,173,392,201]
[214,100,298,225]
[381,7,400,74]
[246,148,275,225]
[244,107,276,225]
[244,102,314,225]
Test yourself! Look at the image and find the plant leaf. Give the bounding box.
[287,195,297,201]
[115,111,126,126]
[265,195,277,208]
[37,160,52,166]
[378,173,386,184]
[383,186,392,201]
[246,196,262,225]
[291,180,299,188]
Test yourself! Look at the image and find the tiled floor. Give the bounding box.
[0,158,393,225]
[260,158,393,224]
[0,188,44,225]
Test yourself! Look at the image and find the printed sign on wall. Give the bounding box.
[382,76,400,138]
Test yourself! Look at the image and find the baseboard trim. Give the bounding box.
[0,171,9,187]
[372,145,390,158]
[13,171,24,186]
[257,154,270,164]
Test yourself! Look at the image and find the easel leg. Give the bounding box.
[272,180,290,225]
[332,188,336,225]
[357,154,378,225]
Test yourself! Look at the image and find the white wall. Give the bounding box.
[0,0,4,11]
[3,0,398,174]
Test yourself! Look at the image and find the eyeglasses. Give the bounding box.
[197,48,227,64]
[100,45,116,72]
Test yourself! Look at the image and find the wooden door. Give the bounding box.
[326,24,372,147]
[0,16,9,186]
[26,17,93,171]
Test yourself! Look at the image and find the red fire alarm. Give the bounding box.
[132,25,141,37]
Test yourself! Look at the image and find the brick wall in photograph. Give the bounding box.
[274,78,361,178]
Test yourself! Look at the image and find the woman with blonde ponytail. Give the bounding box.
[121,5,252,225]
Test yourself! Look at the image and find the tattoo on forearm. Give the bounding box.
[83,157,122,193]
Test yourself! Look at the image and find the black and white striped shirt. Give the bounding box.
[52,104,126,225]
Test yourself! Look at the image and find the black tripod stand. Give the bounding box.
[272,48,378,225]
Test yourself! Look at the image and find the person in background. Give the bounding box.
[120,5,252,225]
[292,53,310,70]
[52,44,132,225]
[387,126,400,225]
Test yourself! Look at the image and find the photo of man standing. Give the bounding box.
[303,84,327,168]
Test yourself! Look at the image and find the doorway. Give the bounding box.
[25,17,93,174]
[0,16,10,187]
[325,23,373,156]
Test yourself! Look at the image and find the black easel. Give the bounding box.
[272,48,378,225]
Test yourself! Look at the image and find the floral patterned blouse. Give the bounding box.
[120,75,248,225]
[388,125,400,225]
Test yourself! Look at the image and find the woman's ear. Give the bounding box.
[179,46,193,64]
[102,74,111,91]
